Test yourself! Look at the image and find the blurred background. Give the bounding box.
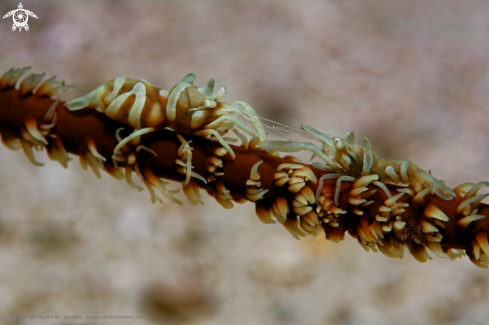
[1,0,489,324]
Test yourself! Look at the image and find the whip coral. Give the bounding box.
[1,67,488,268]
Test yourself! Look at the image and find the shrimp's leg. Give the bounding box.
[220,101,267,142]
[113,127,156,155]
[256,140,342,170]
[205,115,255,138]
[193,129,235,159]
[300,124,336,151]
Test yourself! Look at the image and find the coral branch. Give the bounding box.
[1,67,488,268]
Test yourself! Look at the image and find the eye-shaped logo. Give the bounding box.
[2,3,38,32]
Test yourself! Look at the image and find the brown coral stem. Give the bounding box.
[1,72,489,267]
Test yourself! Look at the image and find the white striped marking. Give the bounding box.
[104,76,126,104]
[106,81,147,129]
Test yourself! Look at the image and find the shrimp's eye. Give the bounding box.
[186,86,207,108]
[204,99,216,108]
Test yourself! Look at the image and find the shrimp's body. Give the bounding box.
[66,73,267,159]
[256,124,456,201]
